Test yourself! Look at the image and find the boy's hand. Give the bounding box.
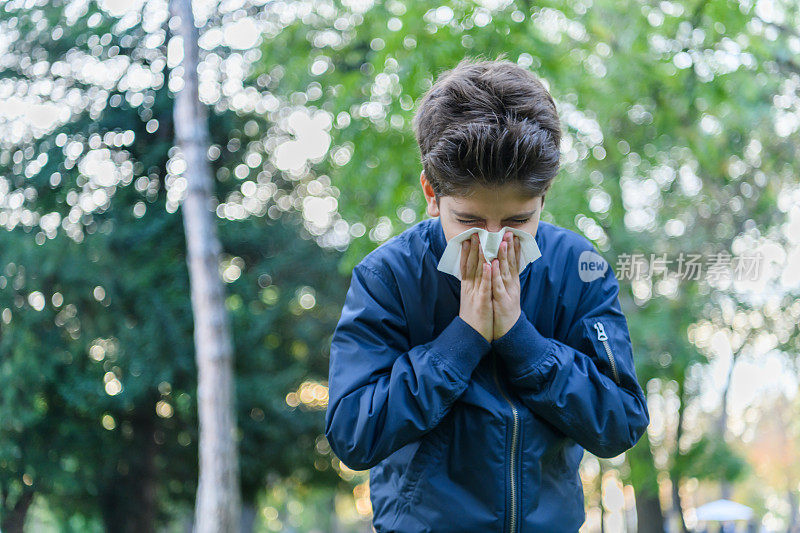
[458,234,494,343]
[491,232,522,340]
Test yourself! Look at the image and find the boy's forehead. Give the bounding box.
[442,185,542,215]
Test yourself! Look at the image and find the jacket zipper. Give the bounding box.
[492,352,519,533]
[593,321,620,385]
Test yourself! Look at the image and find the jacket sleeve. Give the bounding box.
[490,257,650,459]
[324,262,492,470]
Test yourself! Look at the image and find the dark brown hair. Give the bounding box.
[412,53,562,201]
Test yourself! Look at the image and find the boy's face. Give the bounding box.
[420,171,544,242]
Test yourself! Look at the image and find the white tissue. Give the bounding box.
[437,225,542,281]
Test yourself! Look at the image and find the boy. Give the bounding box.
[324,55,650,532]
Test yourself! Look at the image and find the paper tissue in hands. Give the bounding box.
[436,225,542,281]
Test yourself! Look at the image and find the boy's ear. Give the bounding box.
[420,171,441,217]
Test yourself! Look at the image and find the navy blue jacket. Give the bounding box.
[324,216,650,532]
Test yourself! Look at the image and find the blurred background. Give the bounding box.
[1,0,799,531]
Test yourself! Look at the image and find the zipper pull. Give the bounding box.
[593,321,608,341]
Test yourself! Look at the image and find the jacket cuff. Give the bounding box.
[427,315,492,382]
[491,309,554,381]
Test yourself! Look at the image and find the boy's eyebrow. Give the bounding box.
[451,209,537,219]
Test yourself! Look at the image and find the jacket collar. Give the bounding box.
[428,216,448,265]
[427,216,461,298]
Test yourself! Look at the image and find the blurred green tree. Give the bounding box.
[0,0,348,531]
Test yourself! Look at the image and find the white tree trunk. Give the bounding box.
[170,0,241,531]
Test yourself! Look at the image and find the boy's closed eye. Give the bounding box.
[457,218,530,225]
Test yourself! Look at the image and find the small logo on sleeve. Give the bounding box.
[578,251,608,282]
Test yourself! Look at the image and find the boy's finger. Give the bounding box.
[465,234,478,279]
[491,259,505,296]
[460,240,469,280]
[476,236,487,267]
[512,235,521,274]
[481,262,492,294]
[505,234,516,276]
[499,237,511,279]
[474,236,486,279]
